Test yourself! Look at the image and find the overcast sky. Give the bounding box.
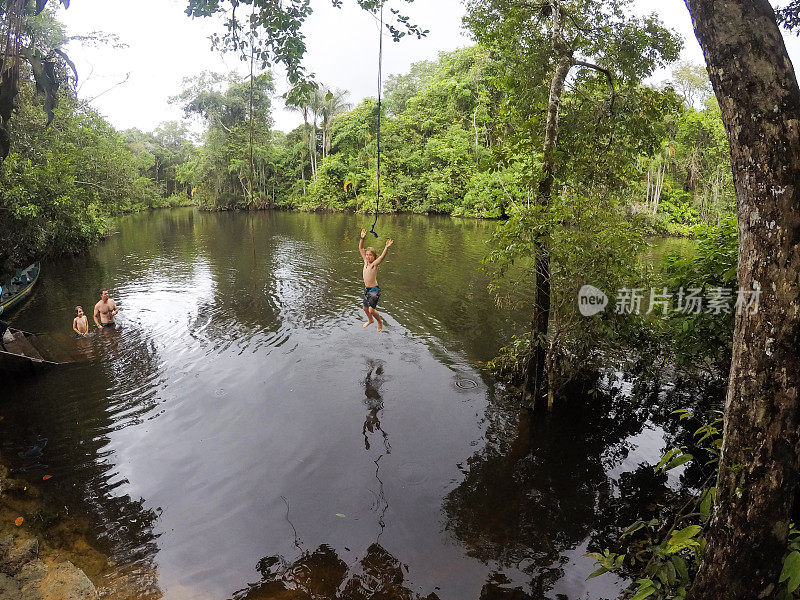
[56,0,800,134]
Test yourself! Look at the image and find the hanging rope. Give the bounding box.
[370,0,384,239]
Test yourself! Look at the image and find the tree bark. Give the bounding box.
[684,1,800,598]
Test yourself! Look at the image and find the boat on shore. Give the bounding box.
[0,262,40,317]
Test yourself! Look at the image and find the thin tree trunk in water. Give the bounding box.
[684,1,800,598]
[523,49,573,412]
[248,16,255,207]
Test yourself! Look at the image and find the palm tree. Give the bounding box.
[286,93,316,182]
[319,88,351,160]
[287,86,350,182]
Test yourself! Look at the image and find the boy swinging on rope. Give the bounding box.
[359,229,393,332]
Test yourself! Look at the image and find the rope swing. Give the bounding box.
[369,0,384,239]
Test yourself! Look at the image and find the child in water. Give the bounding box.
[359,229,394,332]
[73,306,89,338]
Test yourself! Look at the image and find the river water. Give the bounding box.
[1,209,690,600]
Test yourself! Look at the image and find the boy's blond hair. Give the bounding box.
[365,247,377,258]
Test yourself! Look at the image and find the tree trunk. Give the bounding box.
[248,23,255,208]
[684,1,800,598]
[652,159,665,216]
[522,48,573,412]
[311,121,318,180]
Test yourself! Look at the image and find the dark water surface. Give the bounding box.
[1,210,678,600]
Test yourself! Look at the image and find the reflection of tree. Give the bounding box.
[443,383,653,596]
[232,543,429,600]
[588,376,727,565]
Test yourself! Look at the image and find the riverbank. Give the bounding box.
[0,457,101,599]
[0,451,159,600]
[194,202,710,241]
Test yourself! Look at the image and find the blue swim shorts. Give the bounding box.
[363,286,381,309]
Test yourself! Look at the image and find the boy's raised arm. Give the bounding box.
[359,229,367,259]
[373,239,394,266]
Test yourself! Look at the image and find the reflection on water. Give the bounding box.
[0,209,694,599]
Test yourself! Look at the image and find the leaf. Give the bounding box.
[19,47,60,126]
[42,474,52,481]
[587,566,609,579]
[53,48,78,84]
[663,453,693,471]
[14,517,23,526]
[334,513,346,518]
[667,525,703,553]
[630,583,656,600]
[665,560,677,586]
[671,525,702,541]
[671,555,689,582]
[699,487,715,522]
[654,448,677,472]
[622,520,645,538]
[779,550,800,593]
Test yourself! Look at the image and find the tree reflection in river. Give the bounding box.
[443,381,654,598]
[231,543,438,600]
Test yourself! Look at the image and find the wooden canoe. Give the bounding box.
[0,262,40,317]
[0,327,61,376]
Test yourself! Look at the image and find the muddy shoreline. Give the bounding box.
[0,452,152,600]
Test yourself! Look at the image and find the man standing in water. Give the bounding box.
[359,229,393,332]
[93,289,119,330]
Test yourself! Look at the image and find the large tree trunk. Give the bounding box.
[684,1,800,598]
[523,49,572,411]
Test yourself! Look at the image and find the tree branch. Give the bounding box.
[572,60,616,151]
[74,180,112,192]
[572,60,615,114]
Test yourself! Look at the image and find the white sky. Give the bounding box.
[56,0,800,134]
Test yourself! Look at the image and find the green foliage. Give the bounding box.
[484,192,648,389]
[639,95,735,233]
[0,8,196,267]
[660,218,738,372]
[593,408,800,600]
[259,47,505,216]
[175,71,275,209]
[176,42,733,232]
[777,527,800,599]
[0,84,179,266]
[588,410,723,599]
[655,192,701,235]
[0,1,73,159]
